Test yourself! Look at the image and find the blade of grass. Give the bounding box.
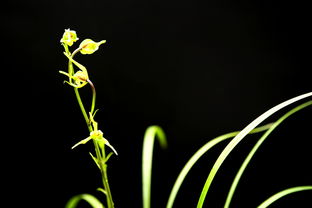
[65,194,104,208]
[224,100,312,208]
[166,123,273,208]
[196,92,312,208]
[142,126,167,208]
[257,186,312,208]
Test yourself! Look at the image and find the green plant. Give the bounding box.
[142,96,312,208]
[59,29,117,208]
[59,29,312,208]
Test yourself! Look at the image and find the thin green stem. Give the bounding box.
[72,46,82,57]
[75,81,114,208]
[68,56,114,208]
[101,160,114,208]
[94,140,114,208]
[66,51,90,129]
[67,51,115,208]
[74,87,91,130]
[88,79,96,115]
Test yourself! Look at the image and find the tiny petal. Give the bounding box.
[104,138,118,155]
[79,39,106,55]
[60,29,79,46]
[72,136,92,149]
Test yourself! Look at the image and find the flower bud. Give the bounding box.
[79,39,106,54]
[60,29,79,46]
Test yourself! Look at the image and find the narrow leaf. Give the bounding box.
[224,101,312,208]
[97,188,107,196]
[89,152,101,170]
[142,125,167,208]
[72,136,92,149]
[65,194,104,208]
[257,186,312,208]
[166,123,273,208]
[196,92,312,208]
[104,152,114,163]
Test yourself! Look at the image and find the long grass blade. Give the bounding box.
[257,186,312,208]
[224,100,312,208]
[142,126,167,208]
[65,194,104,208]
[166,123,273,208]
[196,92,312,208]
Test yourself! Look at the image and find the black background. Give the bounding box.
[2,0,311,207]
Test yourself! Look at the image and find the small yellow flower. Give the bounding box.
[59,70,89,88]
[73,70,89,86]
[71,129,118,156]
[60,29,79,46]
[71,112,118,156]
[79,39,106,54]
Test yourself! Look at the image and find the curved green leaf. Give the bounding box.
[257,186,312,208]
[142,126,167,208]
[97,188,107,196]
[196,92,312,208]
[166,123,273,208]
[65,194,104,208]
[224,101,312,208]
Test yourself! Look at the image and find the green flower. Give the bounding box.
[79,39,106,54]
[71,112,118,156]
[60,29,79,46]
[59,70,89,88]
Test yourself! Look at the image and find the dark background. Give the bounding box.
[2,0,311,207]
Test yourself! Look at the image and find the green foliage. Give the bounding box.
[65,194,104,208]
[140,93,312,208]
[142,126,167,208]
[257,186,312,208]
[224,100,312,208]
[196,92,312,208]
[166,123,273,208]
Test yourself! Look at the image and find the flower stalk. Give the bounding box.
[59,29,116,208]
